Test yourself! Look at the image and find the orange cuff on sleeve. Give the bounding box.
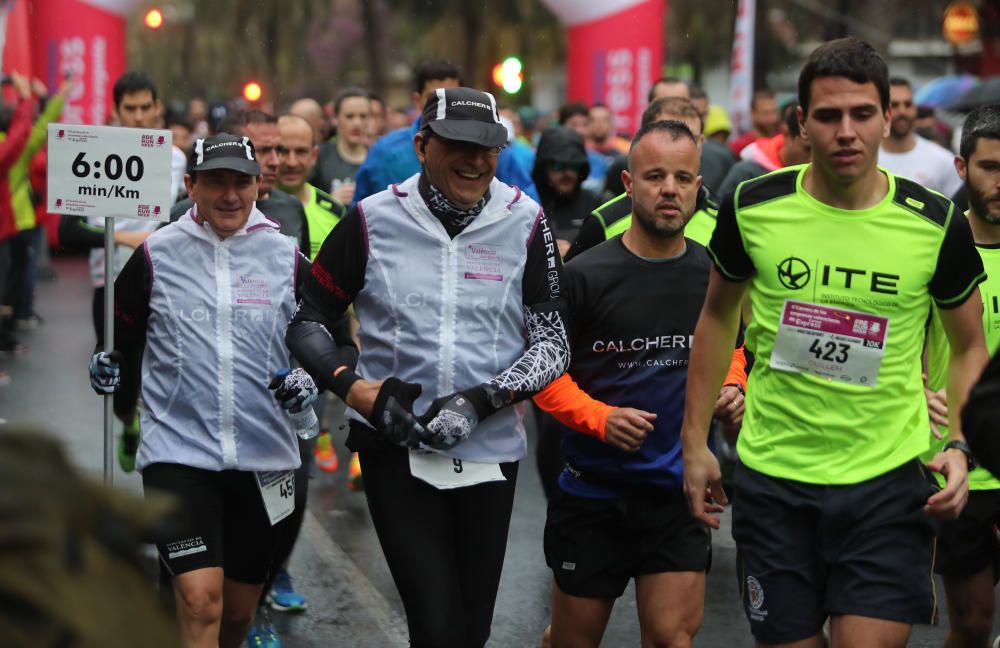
[532,373,614,442]
[724,344,748,392]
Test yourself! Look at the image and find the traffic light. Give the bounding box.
[242,81,263,103]
[144,8,164,29]
[492,57,523,94]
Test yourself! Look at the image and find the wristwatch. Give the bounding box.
[943,440,977,471]
[482,382,514,411]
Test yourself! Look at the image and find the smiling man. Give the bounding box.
[89,133,314,648]
[351,61,538,206]
[681,38,989,648]
[285,87,570,647]
[170,111,310,256]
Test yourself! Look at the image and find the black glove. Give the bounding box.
[418,385,499,450]
[369,378,425,448]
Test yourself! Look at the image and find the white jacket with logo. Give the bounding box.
[350,175,545,463]
[132,206,301,472]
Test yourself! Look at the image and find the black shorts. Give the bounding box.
[732,459,938,645]
[544,487,711,599]
[935,489,1000,579]
[143,463,294,584]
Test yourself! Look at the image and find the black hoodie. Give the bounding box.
[531,126,596,243]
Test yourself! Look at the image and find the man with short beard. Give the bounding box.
[567,97,721,261]
[533,120,746,648]
[879,77,962,198]
[921,104,1000,648]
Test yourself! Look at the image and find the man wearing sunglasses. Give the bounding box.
[286,87,570,647]
[532,126,597,259]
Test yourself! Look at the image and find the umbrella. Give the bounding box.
[914,75,979,108]
[947,76,1000,112]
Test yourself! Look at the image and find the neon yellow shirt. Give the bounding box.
[302,185,344,260]
[708,165,985,484]
[923,233,1000,490]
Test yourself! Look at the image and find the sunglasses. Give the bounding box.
[425,131,504,157]
[550,161,585,173]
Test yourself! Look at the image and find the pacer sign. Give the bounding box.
[46,123,172,222]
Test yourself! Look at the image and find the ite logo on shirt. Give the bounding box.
[776,256,900,295]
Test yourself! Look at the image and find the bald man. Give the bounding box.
[277,114,345,259]
[648,77,690,103]
[288,97,328,142]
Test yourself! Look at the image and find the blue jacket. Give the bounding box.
[352,118,539,206]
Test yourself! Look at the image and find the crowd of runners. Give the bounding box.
[0,31,995,648]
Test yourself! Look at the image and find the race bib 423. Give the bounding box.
[770,300,889,388]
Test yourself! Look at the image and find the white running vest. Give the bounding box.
[136,206,301,473]
[352,174,542,463]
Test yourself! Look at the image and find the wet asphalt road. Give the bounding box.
[1,255,990,646]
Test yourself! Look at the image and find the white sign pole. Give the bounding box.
[104,218,115,485]
[46,123,172,485]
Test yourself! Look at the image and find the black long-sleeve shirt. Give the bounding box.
[287,202,571,404]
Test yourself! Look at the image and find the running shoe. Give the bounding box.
[267,568,307,612]
[246,606,282,647]
[117,412,141,473]
[0,339,27,356]
[347,452,364,492]
[315,430,339,473]
[15,313,43,330]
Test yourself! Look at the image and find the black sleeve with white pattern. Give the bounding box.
[486,209,571,404]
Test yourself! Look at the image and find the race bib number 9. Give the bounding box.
[408,450,506,490]
[770,300,889,388]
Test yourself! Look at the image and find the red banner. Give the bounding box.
[2,0,32,78]
[24,0,128,125]
[563,0,664,136]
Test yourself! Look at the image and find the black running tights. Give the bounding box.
[359,445,518,648]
